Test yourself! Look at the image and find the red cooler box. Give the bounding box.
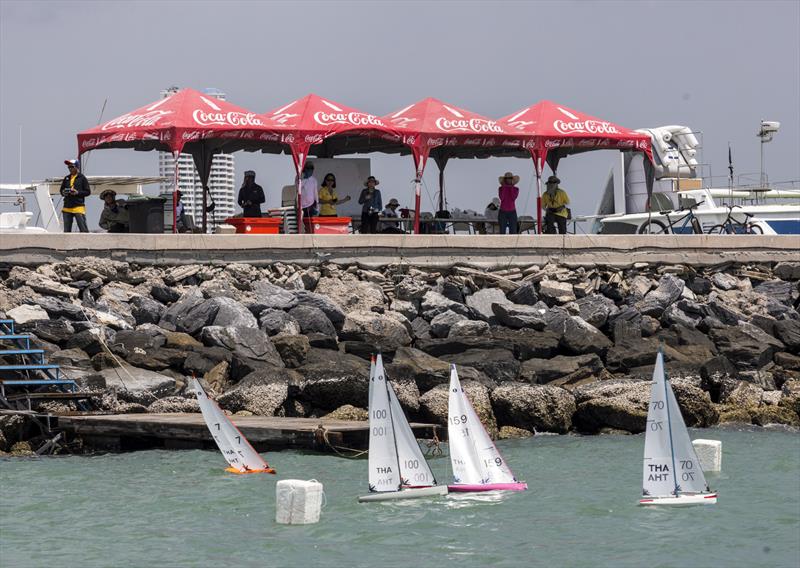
[304,216,352,234]
[225,217,282,234]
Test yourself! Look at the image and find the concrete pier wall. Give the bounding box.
[0,233,796,268]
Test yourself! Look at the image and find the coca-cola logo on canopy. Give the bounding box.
[552,119,620,135]
[192,110,264,127]
[313,111,385,127]
[434,117,503,134]
[101,110,173,131]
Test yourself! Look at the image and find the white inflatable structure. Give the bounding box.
[636,125,700,179]
[276,479,324,525]
[692,439,722,473]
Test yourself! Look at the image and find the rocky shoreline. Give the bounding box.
[1,257,799,453]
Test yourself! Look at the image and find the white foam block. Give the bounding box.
[276,479,323,525]
[692,439,722,472]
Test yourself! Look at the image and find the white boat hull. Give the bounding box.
[639,493,717,506]
[358,485,449,503]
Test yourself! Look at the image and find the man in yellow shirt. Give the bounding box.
[59,159,91,232]
[542,175,570,235]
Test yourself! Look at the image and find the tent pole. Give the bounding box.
[438,167,445,212]
[534,154,542,235]
[413,177,421,234]
[173,152,179,234]
[295,152,305,234]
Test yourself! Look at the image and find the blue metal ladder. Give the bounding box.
[0,318,86,410]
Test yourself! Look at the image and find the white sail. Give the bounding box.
[367,355,401,492]
[447,365,517,485]
[643,351,709,497]
[191,378,272,473]
[388,379,437,487]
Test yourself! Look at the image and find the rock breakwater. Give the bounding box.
[1,257,799,450]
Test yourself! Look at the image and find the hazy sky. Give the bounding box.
[1,0,798,221]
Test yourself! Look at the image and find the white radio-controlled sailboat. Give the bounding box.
[639,350,716,506]
[358,354,448,502]
[447,365,527,493]
[191,378,276,475]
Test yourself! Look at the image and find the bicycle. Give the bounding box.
[707,204,763,234]
[638,200,705,235]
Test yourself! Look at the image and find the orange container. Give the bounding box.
[304,216,352,234]
[225,217,282,234]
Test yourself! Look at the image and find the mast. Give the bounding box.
[380,356,403,490]
[661,352,680,496]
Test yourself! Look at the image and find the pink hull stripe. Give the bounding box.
[448,482,528,492]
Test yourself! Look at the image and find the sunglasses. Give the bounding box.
[325,177,335,181]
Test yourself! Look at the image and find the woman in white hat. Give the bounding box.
[497,171,520,234]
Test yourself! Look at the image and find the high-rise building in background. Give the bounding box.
[158,87,235,230]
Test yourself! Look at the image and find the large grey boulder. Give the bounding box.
[709,323,784,368]
[490,328,561,361]
[448,319,490,338]
[774,319,800,353]
[560,316,612,355]
[288,305,336,337]
[30,296,86,321]
[575,294,619,329]
[415,336,512,359]
[294,291,346,329]
[754,280,794,305]
[492,302,547,330]
[249,280,298,311]
[507,281,539,306]
[298,350,370,410]
[538,280,576,305]
[339,310,412,350]
[99,366,176,398]
[440,348,519,383]
[466,288,511,322]
[258,309,301,336]
[17,319,75,345]
[491,382,575,433]
[314,276,385,314]
[637,274,685,318]
[774,262,800,281]
[210,297,258,329]
[158,288,205,332]
[130,295,165,326]
[271,334,310,368]
[420,290,469,320]
[390,299,419,321]
[387,346,492,392]
[217,366,299,416]
[7,304,49,325]
[520,354,604,386]
[199,326,283,367]
[430,310,468,338]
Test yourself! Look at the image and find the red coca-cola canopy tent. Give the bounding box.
[498,100,653,171]
[379,97,527,231]
[498,100,654,233]
[76,88,269,232]
[77,88,267,155]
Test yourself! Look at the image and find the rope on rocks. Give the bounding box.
[424,429,443,457]
[314,424,368,459]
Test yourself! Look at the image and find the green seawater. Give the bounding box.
[1,426,798,568]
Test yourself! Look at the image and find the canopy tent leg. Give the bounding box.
[292,150,307,234]
[172,152,179,234]
[412,151,428,235]
[434,154,449,213]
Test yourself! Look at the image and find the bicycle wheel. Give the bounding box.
[638,220,669,234]
[708,224,730,235]
[747,223,763,235]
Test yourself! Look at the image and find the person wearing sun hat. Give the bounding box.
[380,197,404,233]
[98,189,129,233]
[59,159,91,232]
[497,171,520,234]
[542,175,570,234]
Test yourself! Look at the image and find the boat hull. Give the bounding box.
[225,466,276,475]
[639,493,717,506]
[448,482,528,492]
[358,485,449,503]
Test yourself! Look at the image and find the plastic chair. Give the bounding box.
[517,216,536,234]
[281,185,297,207]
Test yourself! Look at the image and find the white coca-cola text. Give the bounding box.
[552,119,619,135]
[434,118,503,134]
[101,110,172,131]
[192,110,264,127]
[313,111,385,127]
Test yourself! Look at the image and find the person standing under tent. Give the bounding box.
[358,176,382,234]
[497,171,520,234]
[237,170,265,217]
[59,159,91,233]
[298,161,319,218]
[481,197,501,234]
[542,175,570,235]
[318,173,351,216]
[98,190,129,233]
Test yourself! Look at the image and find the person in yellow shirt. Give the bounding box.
[318,173,350,216]
[59,159,91,232]
[542,175,570,234]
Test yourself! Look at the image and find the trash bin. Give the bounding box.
[127,197,166,233]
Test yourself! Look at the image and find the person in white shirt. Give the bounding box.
[298,161,319,218]
[483,197,500,234]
